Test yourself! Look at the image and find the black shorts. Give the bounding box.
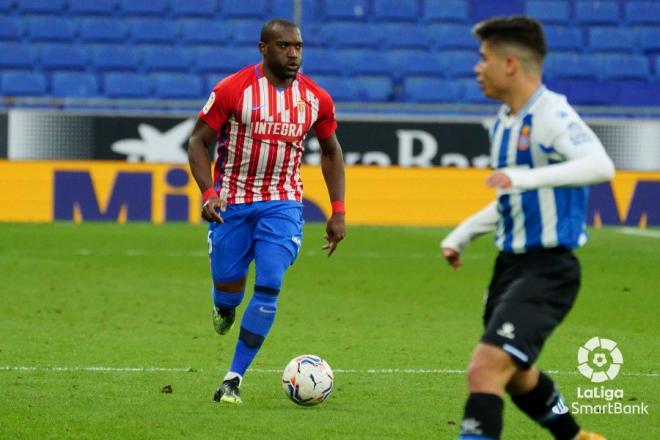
[481,247,580,369]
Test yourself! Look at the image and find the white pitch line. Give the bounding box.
[1,366,658,378]
[617,227,660,239]
[67,249,479,260]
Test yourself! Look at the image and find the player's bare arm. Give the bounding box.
[318,133,346,256]
[441,201,499,270]
[188,118,225,223]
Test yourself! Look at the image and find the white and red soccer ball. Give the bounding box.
[282,355,334,406]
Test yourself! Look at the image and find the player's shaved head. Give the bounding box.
[260,19,299,43]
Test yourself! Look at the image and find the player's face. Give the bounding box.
[475,41,510,100]
[261,26,303,80]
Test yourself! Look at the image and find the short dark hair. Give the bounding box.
[472,15,547,60]
[260,18,299,43]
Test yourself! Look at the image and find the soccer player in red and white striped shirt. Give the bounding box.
[188,19,346,405]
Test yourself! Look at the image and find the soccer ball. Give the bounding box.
[281,354,334,406]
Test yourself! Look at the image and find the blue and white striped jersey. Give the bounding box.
[489,85,604,253]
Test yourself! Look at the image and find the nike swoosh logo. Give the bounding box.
[251,104,264,111]
[258,306,276,314]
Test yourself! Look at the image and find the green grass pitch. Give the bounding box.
[0,223,658,439]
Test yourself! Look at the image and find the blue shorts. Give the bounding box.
[207,200,304,283]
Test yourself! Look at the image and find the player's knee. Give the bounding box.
[255,244,293,290]
[467,345,516,391]
[466,359,492,389]
[506,367,539,396]
[214,277,246,293]
[255,262,288,290]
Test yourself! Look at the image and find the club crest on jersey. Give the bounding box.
[518,125,531,151]
[297,99,306,112]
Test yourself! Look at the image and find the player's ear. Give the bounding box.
[258,41,267,55]
[504,54,518,76]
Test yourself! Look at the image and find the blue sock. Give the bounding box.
[228,242,291,377]
[229,288,279,376]
[212,287,244,310]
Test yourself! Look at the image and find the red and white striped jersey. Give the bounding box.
[199,63,337,205]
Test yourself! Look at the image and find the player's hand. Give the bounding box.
[442,247,462,270]
[323,213,345,257]
[201,197,227,223]
[486,171,512,189]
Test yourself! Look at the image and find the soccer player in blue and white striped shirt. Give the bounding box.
[441,16,614,440]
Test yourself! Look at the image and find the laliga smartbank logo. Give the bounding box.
[572,337,649,416]
[577,336,623,383]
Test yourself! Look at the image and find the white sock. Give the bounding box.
[223,371,242,386]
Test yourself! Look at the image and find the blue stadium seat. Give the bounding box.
[443,51,478,78]
[28,18,77,42]
[615,80,660,106]
[142,46,189,72]
[69,0,117,16]
[0,43,35,69]
[272,0,317,22]
[104,72,151,97]
[525,1,570,24]
[298,23,322,47]
[625,2,660,25]
[422,0,469,23]
[353,76,392,101]
[130,19,178,44]
[322,0,369,21]
[461,79,493,103]
[429,24,476,50]
[639,28,660,52]
[0,0,12,11]
[152,73,202,99]
[337,49,390,75]
[79,18,127,43]
[544,53,598,79]
[380,24,431,50]
[171,0,218,17]
[41,45,87,70]
[555,79,617,105]
[588,27,636,53]
[403,77,462,102]
[193,47,259,73]
[229,20,263,46]
[544,26,583,51]
[120,0,168,16]
[302,48,343,75]
[92,45,140,71]
[602,55,650,79]
[386,50,445,79]
[470,0,525,22]
[575,1,620,24]
[325,22,380,48]
[373,0,419,22]
[16,0,64,14]
[179,19,232,45]
[222,0,268,18]
[311,75,358,101]
[1,71,47,96]
[0,17,23,41]
[205,74,221,92]
[52,72,99,97]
